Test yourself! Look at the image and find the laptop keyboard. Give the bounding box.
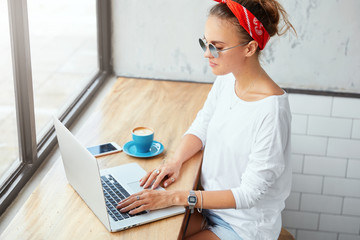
[101,174,147,222]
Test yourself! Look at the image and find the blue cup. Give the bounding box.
[132,127,154,153]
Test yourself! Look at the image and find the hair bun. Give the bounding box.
[257,0,295,37]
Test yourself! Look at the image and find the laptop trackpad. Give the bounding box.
[127,181,163,194]
[127,181,144,194]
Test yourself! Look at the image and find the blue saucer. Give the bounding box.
[123,140,164,158]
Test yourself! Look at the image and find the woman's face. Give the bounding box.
[203,15,248,76]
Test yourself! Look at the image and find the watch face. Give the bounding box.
[189,196,197,204]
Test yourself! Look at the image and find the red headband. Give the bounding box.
[214,0,270,50]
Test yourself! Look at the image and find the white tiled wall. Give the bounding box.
[283,93,360,239]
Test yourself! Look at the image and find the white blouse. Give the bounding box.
[185,73,292,240]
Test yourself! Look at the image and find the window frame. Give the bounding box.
[0,0,112,215]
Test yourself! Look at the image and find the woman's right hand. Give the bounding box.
[140,160,182,190]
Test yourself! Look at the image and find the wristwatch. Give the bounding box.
[187,190,197,214]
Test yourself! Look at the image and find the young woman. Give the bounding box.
[117,0,295,239]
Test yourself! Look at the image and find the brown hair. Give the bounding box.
[209,0,296,49]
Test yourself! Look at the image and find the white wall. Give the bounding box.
[112,0,215,82]
[111,1,360,239]
[283,94,360,240]
[112,0,360,94]
[265,0,360,94]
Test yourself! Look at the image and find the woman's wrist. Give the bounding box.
[166,155,183,167]
[171,190,188,206]
[170,190,203,209]
[164,158,184,174]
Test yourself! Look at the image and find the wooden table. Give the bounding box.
[1,78,212,240]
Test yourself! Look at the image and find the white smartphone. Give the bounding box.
[86,142,122,157]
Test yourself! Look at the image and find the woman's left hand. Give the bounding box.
[116,189,176,215]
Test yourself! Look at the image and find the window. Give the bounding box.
[0,0,111,215]
[0,0,20,185]
[27,0,98,139]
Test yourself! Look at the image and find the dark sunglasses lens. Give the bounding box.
[199,38,207,52]
[198,39,219,58]
[209,44,218,58]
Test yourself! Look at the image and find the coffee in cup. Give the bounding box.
[132,127,154,153]
[133,127,153,136]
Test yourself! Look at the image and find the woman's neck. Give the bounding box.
[232,57,265,93]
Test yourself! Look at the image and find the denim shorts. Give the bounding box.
[201,209,243,240]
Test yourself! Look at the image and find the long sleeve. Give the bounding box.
[199,74,292,240]
[230,99,291,209]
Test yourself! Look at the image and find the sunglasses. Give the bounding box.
[199,38,249,58]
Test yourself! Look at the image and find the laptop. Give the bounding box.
[53,117,185,232]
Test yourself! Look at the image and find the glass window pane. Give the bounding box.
[28,0,98,140]
[0,0,20,180]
